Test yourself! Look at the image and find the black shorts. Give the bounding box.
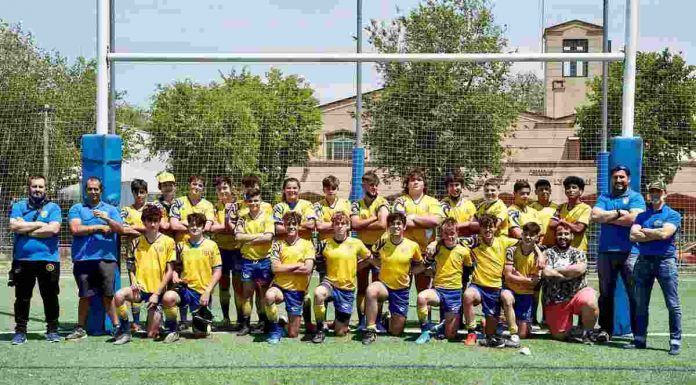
[73,260,117,298]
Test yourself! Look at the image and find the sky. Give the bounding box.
[2,0,694,108]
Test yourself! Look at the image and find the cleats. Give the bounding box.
[11,332,27,345]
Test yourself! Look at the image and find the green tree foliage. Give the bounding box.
[576,49,696,185]
[507,71,544,114]
[147,69,321,200]
[0,20,140,200]
[364,0,521,195]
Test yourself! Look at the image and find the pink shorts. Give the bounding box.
[544,287,596,335]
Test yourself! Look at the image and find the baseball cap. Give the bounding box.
[156,172,176,184]
[647,180,667,191]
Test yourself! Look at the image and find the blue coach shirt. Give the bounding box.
[594,189,646,253]
[68,201,122,262]
[634,204,681,258]
[10,199,62,262]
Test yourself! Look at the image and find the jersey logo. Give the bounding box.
[40,211,48,218]
[653,220,663,227]
[45,263,55,272]
[623,197,629,205]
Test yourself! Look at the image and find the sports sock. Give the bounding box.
[131,302,141,325]
[314,302,326,331]
[302,296,312,325]
[163,306,178,332]
[265,302,279,323]
[117,304,130,332]
[219,288,231,319]
[417,304,429,326]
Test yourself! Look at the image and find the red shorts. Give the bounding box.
[544,287,596,335]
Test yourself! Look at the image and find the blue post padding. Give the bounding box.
[81,134,122,335]
[607,136,643,336]
[349,147,365,202]
[596,152,610,196]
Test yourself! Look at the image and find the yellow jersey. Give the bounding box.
[476,199,509,236]
[313,198,352,240]
[131,234,176,294]
[507,204,541,230]
[272,199,315,240]
[350,195,389,246]
[237,201,273,218]
[270,238,315,291]
[213,201,238,250]
[238,210,275,261]
[504,245,539,294]
[178,238,222,294]
[441,196,477,224]
[392,194,444,251]
[121,204,145,229]
[170,195,215,242]
[471,235,518,288]
[429,241,473,290]
[530,201,560,246]
[373,237,423,290]
[547,202,592,251]
[318,237,371,291]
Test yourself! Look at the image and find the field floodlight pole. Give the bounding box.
[621,0,638,138]
[96,0,110,135]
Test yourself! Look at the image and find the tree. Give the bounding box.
[363,0,521,195]
[507,71,544,114]
[576,49,696,186]
[0,20,140,201]
[147,69,321,200]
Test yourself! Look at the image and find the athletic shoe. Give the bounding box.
[65,327,87,341]
[237,325,251,336]
[479,335,505,348]
[415,330,431,344]
[11,332,27,345]
[570,330,593,345]
[177,321,189,332]
[113,332,132,345]
[505,334,521,348]
[131,323,144,334]
[45,332,61,343]
[623,341,646,350]
[593,329,610,343]
[669,344,681,356]
[464,332,477,346]
[251,321,265,334]
[312,329,326,344]
[163,331,180,344]
[267,324,283,345]
[362,329,376,345]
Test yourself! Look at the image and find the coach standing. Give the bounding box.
[590,165,645,341]
[627,181,682,355]
[65,177,123,340]
[9,175,62,345]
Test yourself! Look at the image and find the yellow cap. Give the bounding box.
[156,172,176,184]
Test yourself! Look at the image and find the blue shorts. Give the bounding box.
[322,281,355,318]
[137,291,160,305]
[435,288,462,314]
[240,257,273,284]
[178,286,210,312]
[513,292,534,323]
[276,286,305,316]
[221,249,242,275]
[470,283,501,318]
[386,285,410,318]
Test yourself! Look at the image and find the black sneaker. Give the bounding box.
[571,330,593,345]
[668,344,681,356]
[362,329,376,345]
[479,335,505,348]
[66,327,87,341]
[593,329,610,343]
[312,329,325,344]
[237,325,251,336]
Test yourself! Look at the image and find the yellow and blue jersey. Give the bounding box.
[213,201,239,250]
[550,202,592,251]
[313,198,351,240]
[121,204,145,230]
[504,245,539,295]
[470,235,518,289]
[239,210,275,261]
[270,238,316,291]
[373,237,423,290]
[430,242,473,290]
[475,199,509,236]
[170,195,215,242]
[178,238,222,294]
[507,204,541,230]
[350,195,389,246]
[441,196,477,224]
[531,201,560,246]
[392,194,444,251]
[318,237,371,290]
[132,234,176,294]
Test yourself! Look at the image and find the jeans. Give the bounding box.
[633,255,682,346]
[597,252,637,335]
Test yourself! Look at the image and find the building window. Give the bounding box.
[562,39,589,77]
[325,132,355,160]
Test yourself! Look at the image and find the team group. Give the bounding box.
[8,165,683,354]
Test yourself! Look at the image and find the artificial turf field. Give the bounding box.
[0,274,694,385]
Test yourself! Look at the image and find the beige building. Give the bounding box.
[288,19,696,209]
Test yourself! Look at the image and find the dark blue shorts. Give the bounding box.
[470,283,501,318]
[221,249,242,275]
[435,287,462,314]
[513,292,534,323]
[138,291,160,305]
[277,286,305,316]
[386,286,410,318]
[240,257,273,284]
[178,286,210,312]
[322,282,355,318]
